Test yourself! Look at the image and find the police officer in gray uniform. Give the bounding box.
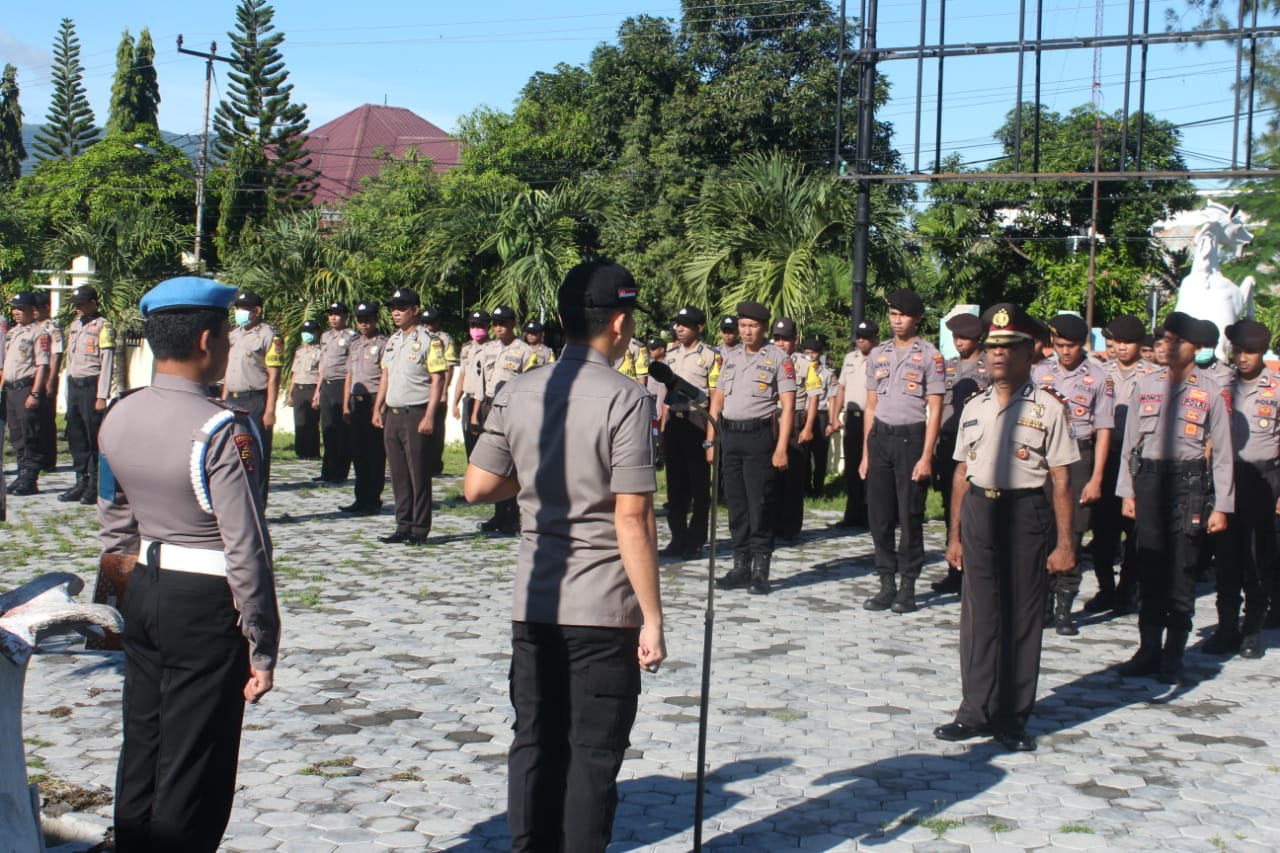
[476,306,535,534]
[523,320,556,368]
[464,260,666,853]
[831,320,878,527]
[935,303,1078,753]
[711,300,797,595]
[223,291,283,502]
[60,285,116,504]
[421,306,457,475]
[98,276,279,852]
[316,302,356,483]
[341,301,387,515]
[453,310,490,459]
[3,293,51,495]
[772,317,820,539]
[661,306,716,558]
[33,290,63,471]
[287,319,322,459]
[1116,311,1235,684]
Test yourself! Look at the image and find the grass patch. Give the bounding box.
[283,586,324,609]
[386,767,423,782]
[1209,837,1227,851]
[445,773,472,785]
[299,756,357,779]
[1059,824,1094,834]
[26,757,45,770]
[990,821,1012,833]
[24,737,53,749]
[767,709,807,723]
[920,817,963,839]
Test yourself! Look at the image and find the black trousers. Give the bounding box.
[1089,451,1139,595]
[842,408,867,525]
[291,383,320,459]
[807,410,830,496]
[935,431,959,543]
[722,424,780,557]
[116,564,248,853]
[38,386,57,469]
[229,390,272,504]
[662,415,710,548]
[429,403,447,475]
[866,420,928,580]
[508,621,641,853]
[1133,466,1212,634]
[957,488,1053,730]
[350,395,386,509]
[65,378,104,478]
[1046,439,1095,597]
[778,422,809,537]
[384,406,433,537]
[1221,461,1280,634]
[319,379,352,482]
[461,396,480,459]
[4,379,41,475]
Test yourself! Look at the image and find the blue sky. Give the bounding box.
[0,1,1267,182]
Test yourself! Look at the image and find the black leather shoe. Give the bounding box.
[1202,630,1241,655]
[996,727,1037,752]
[403,535,429,546]
[681,544,704,560]
[9,476,37,496]
[658,541,687,557]
[478,517,503,532]
[930,569,963,594]
[379,532,410,544]
[339,502,361,512]
[1240,633,1264,659]
[350,504,381,516]
[1082,590,1114,613]
[933,721,988,742]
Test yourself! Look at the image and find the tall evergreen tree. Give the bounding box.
[212,0,313,251]
[106,30,140,135]
[32,18,101,162]
[134,28,161,130]
[0,64,25,187]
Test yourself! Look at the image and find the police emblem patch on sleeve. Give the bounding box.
[234,432,257,472]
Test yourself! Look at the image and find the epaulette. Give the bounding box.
[1043,386,1071,408]
[209,397,250,416]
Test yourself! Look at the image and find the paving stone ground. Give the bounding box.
[6,456,1280,852]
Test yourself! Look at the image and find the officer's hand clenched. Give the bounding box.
[417,416,433,435]
[371,410,384,429]
[1207,510,1228,534]
[451,404,460,420]
[263,411,276,428]
[637,623,666,672]
[771,447,789,469]
[244,669,273,703]
[799,428,813,445]
[342,408,351,424]
[1121,497,1136,519]
[911,457,932,483]
[1047,544,1076,574]
[945,539,963,571]
[1079,478,1103,505]
[94,399,107,412]
[705,446,714,465]
[858,456,868,480]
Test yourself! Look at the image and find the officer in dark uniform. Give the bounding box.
[661,306,716,558]
[33,291,63,472]
[223,291,283,503]
[316,302,356,483]
[711,301,797,595]
[453,310,490,459]
[60,285,116,504]
[932,312,989,594]
[1115,311,1234,683]
[340,301,387,515]
[1209,319,1279,658]
[830,320,877,527]
[475,306,535,534]
[421,306,457,474]
[3,292,51,495]
[98,276,280,852]
[934,303,1078,753]
[718,314,740,352]
[772,318,821,539]
[803,338,834,497]
[287,319,322,459]
[523,320,556,368]
[860,290,945,614]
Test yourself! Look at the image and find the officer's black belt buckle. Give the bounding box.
[68,376,98,388]
[673,411,686,419]
[388,404,425,415]
[228,389,266,399]
[352,394,369,402]
[972,485,1042,500]
[1138,458,1207,476]
[1077,436,1096,449]
[721,417,772,433]
[874,420,926,436]
[3,378,35,390]
[323,378,345,384]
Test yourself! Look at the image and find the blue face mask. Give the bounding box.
[1194,347,1215,366]
[301,331,316,344]
[234,308,251,328]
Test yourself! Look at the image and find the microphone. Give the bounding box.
[649,360,709,407]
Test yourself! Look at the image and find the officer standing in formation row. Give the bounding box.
[342,301,388,516]
[3,292,50,495]
[223,291,283,504]
[60,285,116,503]
[316,302,356,484]
[287,319,322,460]
[661,306,716,559]
[830,319,877,528]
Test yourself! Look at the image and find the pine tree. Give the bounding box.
[134,28,161,130]
[0,64,25,187]
[106,30,139,135]
[32,18,101,161]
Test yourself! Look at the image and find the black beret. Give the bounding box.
[32,291,50,308]
[1048,313,1089,342]
[885,288,924,316]
[1226,319,1272,353]
[1163,312,1216,348]
[736,301,770,325]
[1197,319,1221,349]
[945,312,983,340]
[1103,314,1145,343]
[854,319,879,339]
[1143,333,1155,348]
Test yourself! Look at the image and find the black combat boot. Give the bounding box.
[1054,591,1079,636]
[1158,619,1192,685]
[931,567,963,594]
[58,475,87,502]
[1202,605,1241,655]
[891,577,917,613]
[9,471,38,496]
[1083,570,1116,612]
[864,573,896,611]
[716,553,751,590]
[748,553,771,595]
[1240,632,1264,659]
[1116,616,1163,676]
[79,474,97,505]
[1042,588,1055,630]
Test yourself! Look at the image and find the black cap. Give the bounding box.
[468,309,490,326]
[1048,313,1089,343]
[301,319,321,333]
[801,337,823,353]
[720,315,738,332]
[673,306,706,327]
[69,285,99,304]
[1104,314,1145,343]
[647,337,666,350]
[421,306,441,322]
[234,291,263,308]
[491,305,517,323]
[1162,312,1217,348]
[354,301,378,317]
[524,320,544,334]
[1197,318,1221,349]
[388,288,419,308]
[32,291,50,308]
[945,313,983,340]
[1226,319,1272,353]
[558,261,648,314]
[326,301,349,315]
[772,317,798,339]
[885,288,924,316]
[854,319,879,339]
[7,292,36,309]
[981,303,1039,345]
[1143,333,1155,348]
[736,301,770,325]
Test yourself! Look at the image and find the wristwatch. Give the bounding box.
[701,440,715,449]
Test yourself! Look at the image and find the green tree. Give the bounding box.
[0,64,25,188]
[108,29,160,135]
[134,29,161,130]
[32,18,101,162]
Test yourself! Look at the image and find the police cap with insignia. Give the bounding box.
[301,319,321,333]
[981,302,1038,345]
[7,291,37,309]
[801,337,823,353]
[234,291,263,308]
[735,301,770,325]
[421,306,441,321]
[1226,318,1272,353]
[139,277,238,317]
[491,305,518,323]
[468,309,490,326]
[854,319,879,339]
[524,320,544,334]
[1048,313,1089,343]
[69,285,99,304]
[673,306,706,327]
[354,301,378,317]
[1162,311,1216,348]
[945,312,983,340]
[647,337,666,350]
[1103,314,1145,343]
[720,315,738,332]
[388,288,419,308]
[558,260,649,314]
[772,317,798,339]
[885,288,925,317]
[326,301,349,315]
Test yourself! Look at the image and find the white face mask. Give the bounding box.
[234,308,251,328]
[301,331,316,344]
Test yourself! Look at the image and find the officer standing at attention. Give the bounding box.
[1037,313,1115,635]
[420,306,457,475]
[60,285,116,504]
[931,312,990,594]
[859,290,945,614]
[523,320,556,367]
[711,301,797,595]
[616,333,651,388]
[98,276,279,853]
[1208,319,1279,659]
[718,315,740,352]
[373,289,447,545]
[661,306,716,558]
[935,303,1078,752]
[804,338,835,497]
[223,291,283,502]
[315,302,356,484]
[475,306,535,535]
[340,301,387,515]
[33,291,63,472]
[830,320,877,528]
[3,293,51,495]
[453,310,490,459]
[463,260,665,853]
[287,319,322,459]
[1115,311,1234,684]
[772,317,821,540]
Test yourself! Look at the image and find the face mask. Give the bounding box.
[1194,347,1214,366]
[469,327,487,341]
[234,308,251,328]
[301,332,316,344]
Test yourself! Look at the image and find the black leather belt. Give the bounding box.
[322,378,345,384]
[387,404,425,415]
[1243,457,1280,472]
[3,378,34,390]
[970,485,1042,500]
[873,420,925,436]
[227,389,265,399]
[1138,458,1206,475]
[1076,435,1096,449]
[352,394,370,403]
[721,417,772,433]
[68,376,98,388]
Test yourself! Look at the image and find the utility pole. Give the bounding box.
[177,36,232,271]
[1086,0,1104,331]
[850,0,880,329]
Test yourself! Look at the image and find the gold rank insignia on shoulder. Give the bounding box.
[1033,403,1044,417]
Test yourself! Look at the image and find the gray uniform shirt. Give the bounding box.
[347,333,386,396]
[1105,359,1155,445]
[225,322,282,392]
[954,381,1080,489]
[839,348,870,411]
[866,337,946,425]
[382,326,446,408]
[1115,366,1235,511]
[290,343,322,385]
[791,352,821,412]
[527,343,555,368]
[65,315,117,399]
[941,354,990,435]
[1230,371,1280,464]
[460,339,486,397]
[44,318,64,360]
[319,328,357,381]
[717,342,798,421]
[1037,357,1116,440]
[485,338,536,395]
[2,321,50,383]
[469,345,657,627]
[97,373,280,670]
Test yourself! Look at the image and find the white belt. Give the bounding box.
[139,539,228,576]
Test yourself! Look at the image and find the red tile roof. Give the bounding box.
[302,104,461,207]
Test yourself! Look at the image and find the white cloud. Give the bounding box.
[0,29,51,70]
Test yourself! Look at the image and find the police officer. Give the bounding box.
[1116,311,1234,684]
[315,302,356,484]
[1038,313,1116,634]
[1088,314,1153,614]
[1209,319,1279,659]
[523,320,556,368]
[934,303,1078,753]
[830,320,877,528]
[661,306,716,558]
[803,338,835,497]
[60,285,116,504]
[340,301,387,515]
[223,291,283,502]
[711,301,797,595]
[4,293,51,495]
[32,291,63,472]
[476,305,535,534]
[860,289,945,614]
[98,276,279,852]
[463,260,665,853]
[772,317,821,540]
[616,334,651,387]
[373,289,447,545]
[421,306,457,475]
[287,319,322,459]
[453,309,490,459]
[932,312,990,594]
[718,314,740,352]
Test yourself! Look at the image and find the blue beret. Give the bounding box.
[140,277,238,317]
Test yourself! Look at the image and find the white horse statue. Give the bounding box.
[1173,200,1256,359]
